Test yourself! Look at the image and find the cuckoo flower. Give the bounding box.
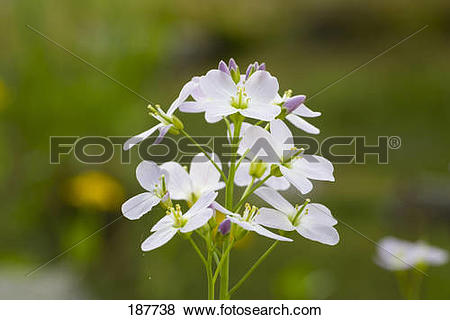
[211,202,292,242]
[239,119,334,194]
[274,91,321,135]
[123,86,189,150]
[141,192,217,251]
[254,187,339,245]
[161,153,225,205]
[230,122,290,190]
[375,237,448,271]
[195,60,280,123]
[121,161,170,220]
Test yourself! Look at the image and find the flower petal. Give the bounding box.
[141,227,177,251]
[239,125,282,162]
[254,187,295,214]
[151,214,175,232]
[245,70,279,102]
[255,208,295,231]
[292,104,321,118]
[240,102,280,121]
[285,114,320,134]
[184,191,218,218]
[270,119,294,151]
[136,161,164,191]
[210,201,239,217]
[292,155,335,182]
[181,208,214,233]
[199,70,236,100]
[123,124,163,150]
[160,162,193,200]
[303,203,337,226]
[154,124,172,145]
[179,101,205,113]
[280,166,313,194]
[190,153,224,195]
[228,122,252,143]
[252,224,293,241]
[204,101,237,123]
[228,217,256,232]
[167,78,199,115]
[234,162,253,186]
[265,176,290,190]
[296,224,339,245]
[121,192,160,220]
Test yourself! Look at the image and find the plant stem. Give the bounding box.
[207,234,214,300]
[188,236,208,267]
[228,241,279,298]
[180,129,227,182]
[212,240,234,284]
[220,119,242,299]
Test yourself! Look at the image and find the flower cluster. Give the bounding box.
[121,59,338,299]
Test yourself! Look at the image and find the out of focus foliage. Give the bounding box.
[0,0,449,299]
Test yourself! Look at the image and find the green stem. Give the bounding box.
[212,240,234,284]
[180,129,227,182]
[220,119,242,299]
[207,236,214,300]
[228,241,279,298]
[188,236,207,267]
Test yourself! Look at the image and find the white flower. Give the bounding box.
[239,119,334,194]
[254,187,339,245]
[121,161,169,220]
[123,81,191,151]
[274,92,322,134]
[228,122,290,190]
[161,153,225,205]
[211,202,292,242]
[190,65,281,123]
[375,237,448,271]
[141,192,217,251]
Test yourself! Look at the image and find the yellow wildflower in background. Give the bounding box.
[65,171,124,212]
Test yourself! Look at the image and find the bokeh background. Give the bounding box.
[1,0,449,299]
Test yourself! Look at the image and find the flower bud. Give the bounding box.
[249,160,267,179]
[171,115,184,130]
[228,58,238,71]
[245,64,253,80]
[283,95,306,114]
[258,62,266,70]
[218,60,229,74]
[218,219,231,235]
[270,164,283,177]
[168,126,180,135]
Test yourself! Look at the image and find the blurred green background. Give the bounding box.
[1,0,449,299]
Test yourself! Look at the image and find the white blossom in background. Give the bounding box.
[375,237,448,271]
[141,192,218,251]
[239,119,334,194]
[121,161,170,220]
[212,202,292,242]
[161,153,225,205]
[254,187,339,245]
